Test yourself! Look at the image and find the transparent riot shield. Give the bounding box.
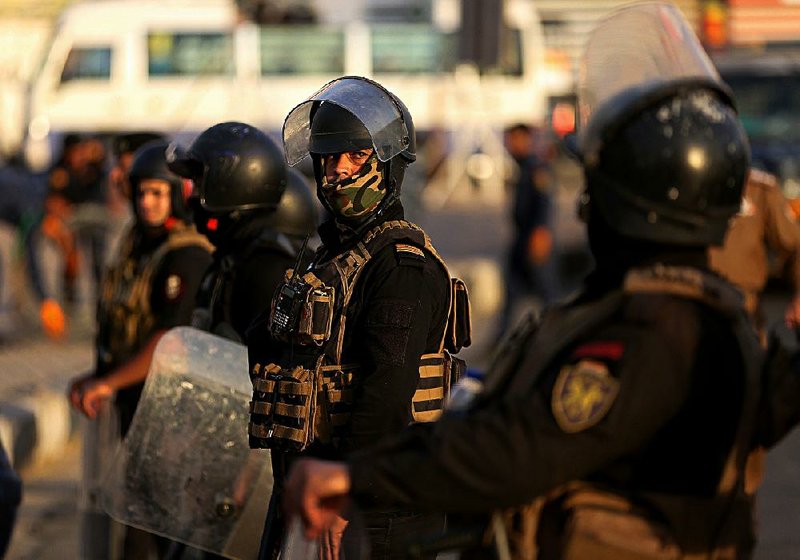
[576,2,731,160]
[79,402,121,560]
[101,327,272,559]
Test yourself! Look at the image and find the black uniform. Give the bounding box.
[256,76,470,558]
[193,221,296,342]
[346,251,764,551]
[248,200,451,558]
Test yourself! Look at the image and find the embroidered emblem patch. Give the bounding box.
[552,359,619,433]
[165,274,183,300]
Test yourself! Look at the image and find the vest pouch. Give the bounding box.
[297,285,335,346]
[248,364,317,452]
[319,365,358,445]
[414,353,454,423]
[446,278,472,353]
[545,488,681,560]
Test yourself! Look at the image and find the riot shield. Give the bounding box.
[577,2,732,160]
[79,402,121,560]
[102,327,272,560]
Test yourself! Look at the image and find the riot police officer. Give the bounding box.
[167,121,300,342]
[248,76,471,558]
[281,6,771,559]
[68,141,212,559]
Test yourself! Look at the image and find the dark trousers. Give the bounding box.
[342,510,446,560]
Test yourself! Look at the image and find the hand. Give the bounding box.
[68,372,94,411]
[79,380,114,419]
[318,514,349,560]
[40,298,67,340]
[528,226,552,265]
[283,458,351,540]
[785,296,800,329]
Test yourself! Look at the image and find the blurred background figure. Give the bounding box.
[41,134,108,309]
[0,151,64,340]
[107,132,166,256]
[495,123,559,340]
[67,141,212,560]
[708,167,800,503]
[710,167,800,337]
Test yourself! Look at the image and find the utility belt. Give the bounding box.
[249,351,465,452]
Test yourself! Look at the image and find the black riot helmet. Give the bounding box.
[268,168,319,238]
[167,122,287,213]
[283,76,416,197]
[585,89,748,246]
[128,141,192,224]
[576,3,749,247]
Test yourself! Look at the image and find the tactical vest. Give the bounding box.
[96,224,213,369]
[248,219,471,451]
[191,230,296,342]
[487,265,762,560]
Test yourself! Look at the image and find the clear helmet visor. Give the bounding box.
[577,2,730,158]
[283,76,411,166]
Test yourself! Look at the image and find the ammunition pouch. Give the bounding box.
[319,365,358,445]
[248,364,317,452]
[248,352,466,451]
[269,270,335,347]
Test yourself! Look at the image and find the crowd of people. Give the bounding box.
[2,2,800,559]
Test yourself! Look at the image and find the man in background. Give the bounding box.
[709,167,800,333]
[495,123,559,339]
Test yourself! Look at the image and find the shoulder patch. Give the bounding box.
[395,243,426,266]
[552,359,619,433]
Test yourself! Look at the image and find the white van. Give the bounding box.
[24,0,548,171]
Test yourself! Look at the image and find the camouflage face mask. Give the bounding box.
[320,155,386,219]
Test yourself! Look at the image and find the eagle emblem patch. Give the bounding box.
[552,359,619,433]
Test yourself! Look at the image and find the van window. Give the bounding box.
[259,27,344,75]
[496,28,523,77]
[371,25,457,73]
[148,32,234,77]
[60,47,112,83]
